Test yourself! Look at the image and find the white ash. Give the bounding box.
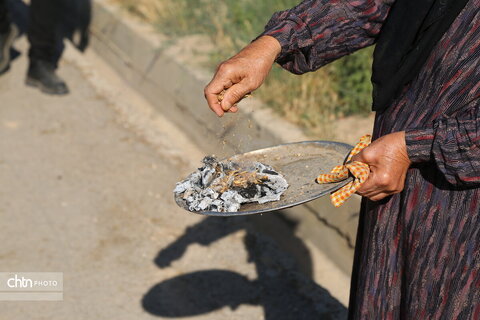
[174,156,289,212]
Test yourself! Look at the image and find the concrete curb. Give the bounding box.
[89,0,360,275]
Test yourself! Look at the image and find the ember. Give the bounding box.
[174,156,288,212]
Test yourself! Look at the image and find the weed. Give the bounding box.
[115,0,373,137]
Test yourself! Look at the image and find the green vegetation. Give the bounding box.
[118,0,373,135]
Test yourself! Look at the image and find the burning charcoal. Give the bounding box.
[198,197,213,211]
[220,190,242,212]
[173,181,189,194]
[202,156,217,166]
[174,156,289,213]
[201,166,216,187]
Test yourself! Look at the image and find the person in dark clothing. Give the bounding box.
[25,0,68,94]
[205,0,480,318]
[0,0,17,76]
[0,0,90,94]
[0,0,9,33]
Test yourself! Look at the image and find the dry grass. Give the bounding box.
[113,0,373,139]
[259,70,339,138]
[115,0,165,24]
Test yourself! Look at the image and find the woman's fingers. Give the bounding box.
[355,162,378,193]
[204,80,227,117]
[204,81,249,115]
[356,173,377,196]
[204,67,237,115]
[357,169,404,201]
[365,192,391,202]
[205,37,280,117]
[204,65,251,115]
[220,82,252,111]
[357,173,392,201]
[370,193,391,201]
[351,131,411,201]
[228,105,239,113]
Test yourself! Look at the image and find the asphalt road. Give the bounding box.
[0,38,348,320]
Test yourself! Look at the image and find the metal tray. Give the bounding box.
[175,141,353,216]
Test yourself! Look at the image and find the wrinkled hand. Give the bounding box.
[351,131,411,201]
[204,36,281,116]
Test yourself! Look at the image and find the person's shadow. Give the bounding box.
[142,215,347,319]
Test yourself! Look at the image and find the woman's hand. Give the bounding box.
[204,36,281,116]
[351,131,411,201]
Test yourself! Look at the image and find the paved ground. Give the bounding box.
[0,38,349,319]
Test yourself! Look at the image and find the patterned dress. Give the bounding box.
[261,0,480,318]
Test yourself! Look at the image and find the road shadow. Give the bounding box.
[142,215,347,319]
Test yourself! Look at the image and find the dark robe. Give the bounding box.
[262,0,480,318]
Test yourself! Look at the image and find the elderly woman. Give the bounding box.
[204,0,480,318]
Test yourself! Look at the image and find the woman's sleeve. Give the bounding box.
[406,101,480,187]
[260,0,395,74]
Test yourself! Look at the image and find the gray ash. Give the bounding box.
[174,156,289,212]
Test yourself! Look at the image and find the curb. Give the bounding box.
[89,0,360,276]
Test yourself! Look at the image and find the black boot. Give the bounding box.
[0,24,18,75]
[26,59,69,95]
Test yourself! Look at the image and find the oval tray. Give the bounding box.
[175,140,353,216]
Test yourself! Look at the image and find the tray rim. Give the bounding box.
[174,140,354,217]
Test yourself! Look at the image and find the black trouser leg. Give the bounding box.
[0,0,10,33]
[28,0,64,65]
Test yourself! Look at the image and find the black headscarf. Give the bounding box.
[371,0,470,112]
